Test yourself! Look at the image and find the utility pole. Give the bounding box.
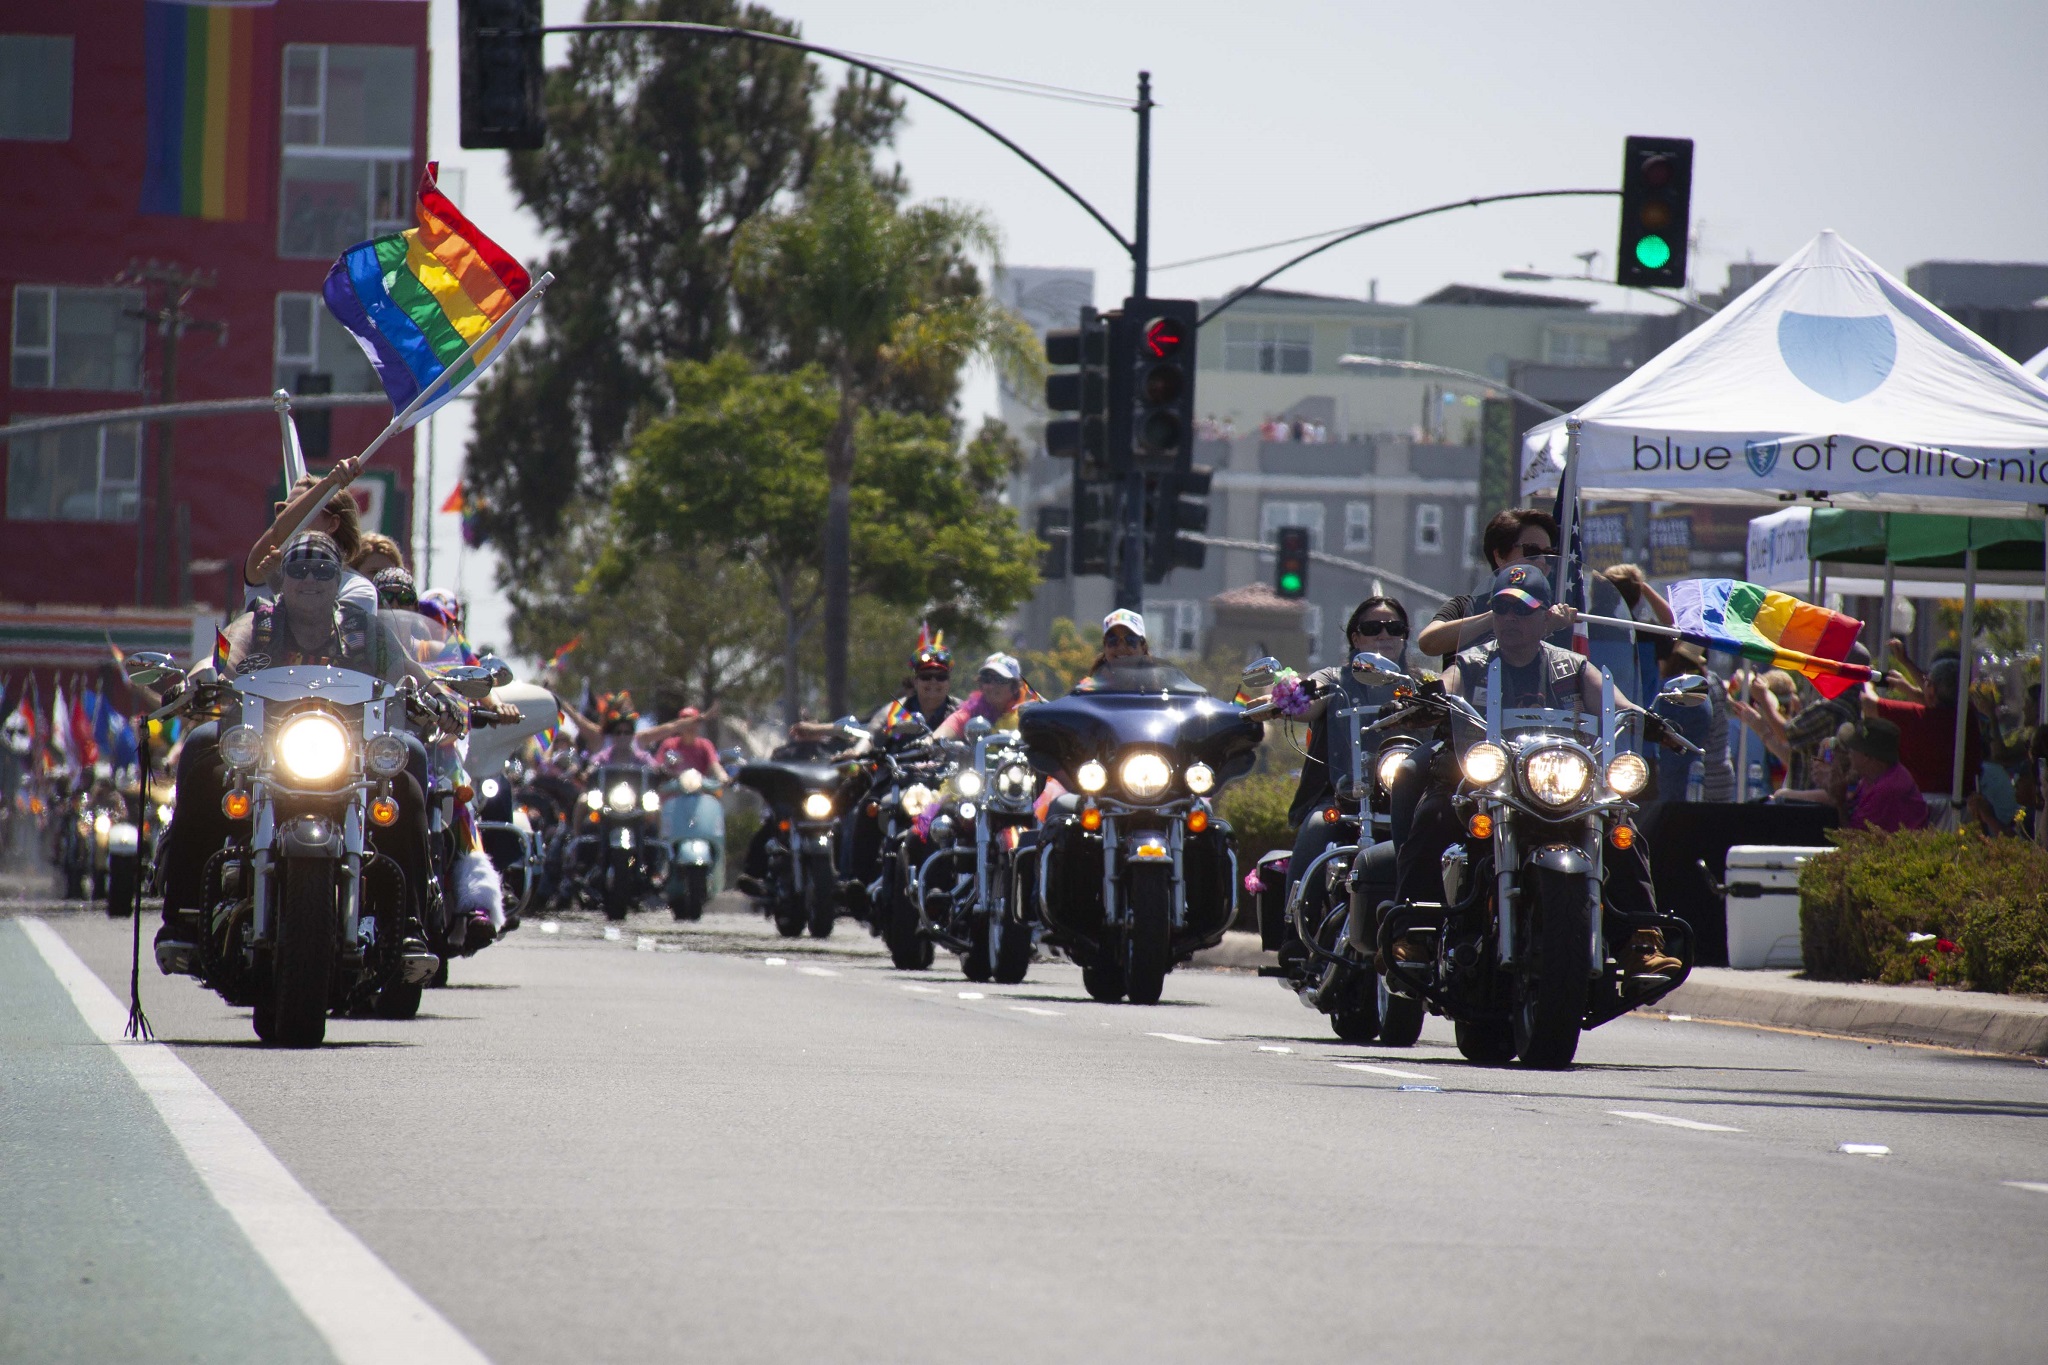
[116,261,225,606]
[1118,71,1153,614]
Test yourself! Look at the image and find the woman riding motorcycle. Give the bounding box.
[871,635,962,735]
[935,653,1040,739]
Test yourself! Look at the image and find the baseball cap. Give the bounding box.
[1101,608,1147,641]
[1488,562,1553,615]
[1836,717,1901,765]
[978,652,1024,683]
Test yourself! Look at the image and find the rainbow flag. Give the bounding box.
[1668,579,1871,699]
[140,1,257,221]
[323,163,537,428]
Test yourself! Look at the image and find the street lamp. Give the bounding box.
[1501,268,1714,318]
[1335,354,1567,417]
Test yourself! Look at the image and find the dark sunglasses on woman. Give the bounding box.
[1350,621,1408,638]
[284,561,338,581]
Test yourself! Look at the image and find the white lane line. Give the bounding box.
[762,957,788,966]
[2004,1181,2048,1195]
[19,918,492,1365]
[601,926,621,941]
[539,921,559,934]
[1257,1045,1293,1054]
[1608,1109,1744,1133]
[899,983,941,994]
[1008,1005,1062,1017]
[634,936,655,952]
[797,966,838,977]
[1147,1032,1224,1046]
[957,991,986,1000]
[1839,1143,1890,1156]
[1337,1062,1441,1082]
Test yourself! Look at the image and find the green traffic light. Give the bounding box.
[1633,234,1672,270]
[1279,573,1303,594]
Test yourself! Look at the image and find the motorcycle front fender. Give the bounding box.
[1525,843,1593,876]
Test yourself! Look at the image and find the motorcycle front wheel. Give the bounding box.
[106,859,136,919]
[260,862,336,1048]
[1082,962,1125,1003]
[1123,865,1172,1006]
[804,861,835,939]
[601,847,631,922]
[1512,870,1591,1070]
[668,865,707,922]
[1377,972,1426,1047]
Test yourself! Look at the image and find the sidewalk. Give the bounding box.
[1188,933,2048,1058]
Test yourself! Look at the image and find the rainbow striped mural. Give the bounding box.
[141,1,257,221]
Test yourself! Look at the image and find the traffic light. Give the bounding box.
[1124,297,1198,473]
[1274,526,1310,599]
[459,0,546,150]
[1616,135,1693,288]
[1143,466,1212,583]
[1043,308,1107,472]
[1070,477,1118,578]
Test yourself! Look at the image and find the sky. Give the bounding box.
[418,0,2048,653]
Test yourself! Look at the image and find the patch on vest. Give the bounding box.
[238,653,272,675]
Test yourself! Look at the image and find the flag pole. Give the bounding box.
[275,389,308,486]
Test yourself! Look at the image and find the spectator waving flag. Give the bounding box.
[1667,579,1872,698]
[323,163,552,435]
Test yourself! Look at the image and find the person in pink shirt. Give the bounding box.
[1775,717,1927,832]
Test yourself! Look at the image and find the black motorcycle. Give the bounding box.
[1358,653,1706,1069]
[1018,659,1263,1005]
[857,721,953,970]
[735,738,849,939]
[912,718,1042,984]
[565,761,671,921]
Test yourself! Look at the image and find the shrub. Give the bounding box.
[1799,827,2048,991]
[1220,769,1298,927]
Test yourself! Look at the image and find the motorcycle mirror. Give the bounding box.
[123,651,182,688]
[438,666,497,700]
[1657,674,1711,708]
[965,716,994,741]
[1240,656,1282,694]
[1350,651,1410,686]
[478,655,515,688]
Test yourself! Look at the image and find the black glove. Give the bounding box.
[1642,711,1688,753]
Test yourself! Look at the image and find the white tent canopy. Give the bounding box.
[1522,231,2048,518]
[2029,344,2048,381]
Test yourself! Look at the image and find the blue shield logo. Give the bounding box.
[1777,312,1897,402]
[1744,439,1781,479]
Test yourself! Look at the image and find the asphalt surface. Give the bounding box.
[6,878,2048,1364]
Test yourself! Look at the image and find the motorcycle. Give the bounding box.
[127,650,496,1046]
[658,755,724,922]
[1017,659,1263,1005]
[912,718,1042,984]
[735,733,851,939]
[564,759,671,921]
[1357,652,1707,1069]
[463,680,557,926]
[859,719,953,970]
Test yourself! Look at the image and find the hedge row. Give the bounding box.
[1798,828,2048,994]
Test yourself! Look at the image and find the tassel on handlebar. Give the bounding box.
[124,716,154,1042]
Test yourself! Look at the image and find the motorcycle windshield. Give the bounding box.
[233,664,382,706]
[381,609,474,670]
[1074,659,1210,696]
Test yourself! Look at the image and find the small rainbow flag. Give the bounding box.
[323,163,538,429]
[140,1,257,221]
[1668,579,1871,699]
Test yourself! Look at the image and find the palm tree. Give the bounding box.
[733,147,1041,715]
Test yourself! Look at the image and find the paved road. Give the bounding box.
[6,887,2048,1364]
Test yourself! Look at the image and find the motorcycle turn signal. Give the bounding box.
[370,794,400,827]
[1080,803,1102,832]
[1610,823,1636,850]
[221,790,251,820]
[1467,812,1493,839]
[1187,808,1210,833]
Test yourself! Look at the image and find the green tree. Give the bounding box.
[465,0,903,596]
[605,352,1040,722]
[731,146,1043,715]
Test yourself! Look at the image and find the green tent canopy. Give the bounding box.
[1807,508,2045,573]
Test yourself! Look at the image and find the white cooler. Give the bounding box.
[1723,845,1830,970]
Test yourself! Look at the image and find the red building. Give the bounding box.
[0,0,427,615]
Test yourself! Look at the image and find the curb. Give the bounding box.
[1656,968,2048,1058]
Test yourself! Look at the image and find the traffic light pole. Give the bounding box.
[1117,72,1153,614]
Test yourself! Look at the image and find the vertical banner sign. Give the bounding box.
[1650,512,1693,578]
[1478,398,1517,526]
[1581,510,1630,572]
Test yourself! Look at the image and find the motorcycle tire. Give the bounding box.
[373,979,424,1020]
[1123,866,1172,1006]
[1454,1018,1516,1065]
[960,913,995,983]
[992,917,1032,986]
[264,863,337,1048]
[91,867,107,901]
[773,902,807,938]
[668,867,707,922]
[883,884,932,971]
[601,850,631,922]
[1377,974,1426,1048]
[1513,871,1591,1070]
[1330,1003,1380,1043]
[106,862,136,919]
[1082,962,1126,1004]
[804,866,835,940]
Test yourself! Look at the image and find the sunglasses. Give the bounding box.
[915,671,949,682]
[1105,630,1144,646]
[1492,596,1546,617]
[1350,621,1408,638]
[284,561,339,581]
[1506,541,1554,558]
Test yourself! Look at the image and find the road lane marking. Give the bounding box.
[1665,1013,1692,1021]
[1147,1032,1224,1046]
[763,957,788,966]
[539,921,559,934]
[19,917,493,1365]
[958,991,986,1000]
[1608,1110,1744,1133]
[2004,1182,2048,1195]
[1257,1045,1293,1054]
[1008,1006,1061,1016]
[635,936,655,951]
[797,966,838,977]
[601,926,621,941]
[900,984,941,994]
[1337,1062,1440,1082]
[1839,1143,1890,1156]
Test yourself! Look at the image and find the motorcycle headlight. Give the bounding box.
[1184,762,1215,795]
[802,792,834,820]
[156,803,174,825]
[276,714,349,782]
[641,789,661,813]
[680,768,703,794]
[607,782,636,812]
[584,788,604,810]
[954,770,984,799]
[364,731,408,778]
[1376,745,1413,792]
[998,764,1035,798]
[1076,760,1107,794]
[1119,752,1172,802]
[1525,746,1593,807]
[481,777,501,800]
[901,784,935,816]
[1461,741,1508,786]
[219,724,263,770]
[93,812,111,834]
[1606,752,1649,797]
[957,801,977,822]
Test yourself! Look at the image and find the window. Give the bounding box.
[0,35,72,140]
[1415,503,1444,555]
[1143,601,1202,658]
[1343,501,1373,552]
[1224,321,1313,374]
[6,422,141,522]
[278,44,416,259]
[1302,604,1325,667]
[275,293,379,395]
[1261,499,1325,550]
[12,286,145,391]
[1462,504,1480,565]
[1541,327,1610,366]
[1348,320,1408,361]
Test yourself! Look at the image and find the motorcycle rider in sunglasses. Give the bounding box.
[1414,507,1578,668]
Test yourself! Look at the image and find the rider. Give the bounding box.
[870,636,960,735]
[1070,609,1151,692]
[1413,508,1564,668]
[242,457,379,616]
[157,532,448,967]
[1395,562,1684,978]
[935,653,1039,739]
[560,691,703,762]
